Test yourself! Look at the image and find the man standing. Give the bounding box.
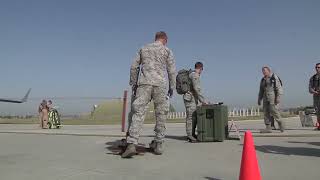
[183,62,208,142]
[122,31,176,158]
[309,63,320,130]
[258,66,284,133]
[38,100,48,129]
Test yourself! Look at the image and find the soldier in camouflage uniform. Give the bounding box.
[183,62,208,142]
[122,31,176,158]
[309,63,320,130]
[258,66,285,133]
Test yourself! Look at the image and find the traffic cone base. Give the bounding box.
[239,131,262,180]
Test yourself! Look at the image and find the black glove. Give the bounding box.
[168,89,174,98]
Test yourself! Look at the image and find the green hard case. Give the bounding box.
[196,105,228,142]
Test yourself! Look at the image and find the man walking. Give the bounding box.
[122,31,176,158]
[258,66,285,133]
[309,63,320,130]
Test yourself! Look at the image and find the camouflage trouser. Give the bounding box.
[127,85,169,145]
[183,93,197,136]
[263,101,282,125]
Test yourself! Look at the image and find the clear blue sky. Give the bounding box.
[1,0,319,114]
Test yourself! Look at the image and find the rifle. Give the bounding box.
[126,66,140,136]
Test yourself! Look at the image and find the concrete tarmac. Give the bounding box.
[0,117,319,180]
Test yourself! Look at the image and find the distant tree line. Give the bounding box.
[0,115,35,119]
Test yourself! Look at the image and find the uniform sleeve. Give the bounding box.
[191,73,206,103]
[166,49,176,90]
[129,50,141,86]
[274,75,283,97]
[309,76,316,94]
[258,79,264,102]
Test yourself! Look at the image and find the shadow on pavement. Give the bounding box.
[204,177,222,180]
[238,128,316,132]
[105,139,152,156]
[288,141,320,147]
[165,135,187,141]
[255,145,320,157]
[166,135,240,141]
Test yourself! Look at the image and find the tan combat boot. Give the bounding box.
[149,140,164,155]
[121,144,136,158]
[187,135,198,143]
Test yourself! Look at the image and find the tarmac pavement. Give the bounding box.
[0,117,319,180]
[0,117,319,137]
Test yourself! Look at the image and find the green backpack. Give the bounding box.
[176,69,192,95]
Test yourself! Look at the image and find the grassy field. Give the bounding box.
[0,100,297,125]
[0,100,157,125]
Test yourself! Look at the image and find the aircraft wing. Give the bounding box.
[0,88,31,103]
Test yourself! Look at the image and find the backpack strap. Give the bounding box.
[271,74,277,89]
[272,74,277,98]
[259,78,265,101]
[271,74,283,98]
[189,69,195,92]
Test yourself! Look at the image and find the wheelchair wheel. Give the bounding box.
[47,122,52,129]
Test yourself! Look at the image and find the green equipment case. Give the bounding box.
[195,104,228,142]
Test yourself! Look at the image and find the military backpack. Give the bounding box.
[176,69,192,95]
[271,74,283,88]
[261,74,283,93]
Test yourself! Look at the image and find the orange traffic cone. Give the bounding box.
[239,131,262,180]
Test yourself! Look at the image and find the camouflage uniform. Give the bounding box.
[127,41,176,145]
[258,73,284,127]
[183,72,206,136]
[309,73,320,122]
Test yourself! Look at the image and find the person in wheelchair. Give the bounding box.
[48,100,62,129]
